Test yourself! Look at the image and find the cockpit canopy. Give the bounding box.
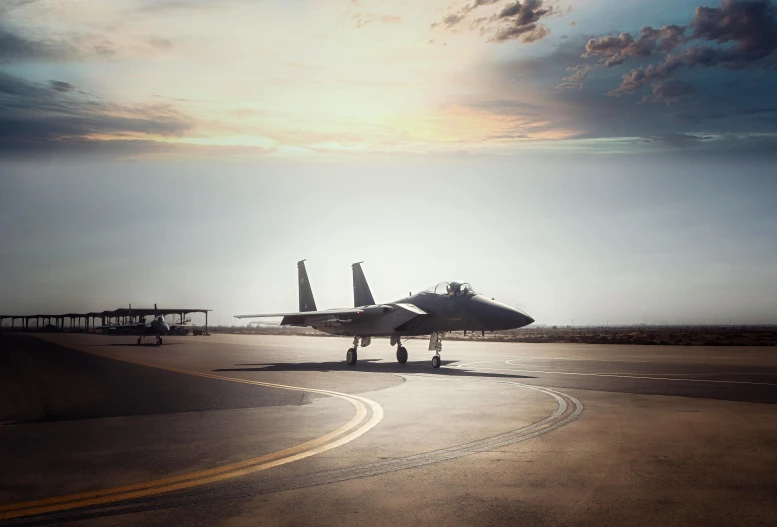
[422,281,478,297]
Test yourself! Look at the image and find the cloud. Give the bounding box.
[353,13,402,28]
[640,80,695,105]
[48,80,75,93]
[578,0,777,102]
[556,64,590,90]
[490,0,555,43]
[642,133,713,146]
[0,71,195,156]
[583,25,687,67]
[0,18,119,63]
[433,0,554,44]
[0,26,70,62]
[692,0,777,61]
[607,54,684,96]
[433,0,502,28]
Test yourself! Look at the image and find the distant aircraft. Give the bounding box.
[236,261,534,368]
[99,304,175,345]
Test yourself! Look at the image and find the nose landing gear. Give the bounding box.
[429,332,443,368]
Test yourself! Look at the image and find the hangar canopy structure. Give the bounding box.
[0,307,210,334]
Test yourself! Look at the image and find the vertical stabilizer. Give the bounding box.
[352,262,375,307]
[297,260,317,312]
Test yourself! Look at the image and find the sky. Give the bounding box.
[2,0,777,326]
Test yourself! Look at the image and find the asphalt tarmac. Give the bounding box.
[1,333,776,526]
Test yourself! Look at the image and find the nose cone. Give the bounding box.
[473,296,534,330]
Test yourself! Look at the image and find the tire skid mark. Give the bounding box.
[5,377,582,525]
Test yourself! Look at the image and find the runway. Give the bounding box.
[1,333,776,526]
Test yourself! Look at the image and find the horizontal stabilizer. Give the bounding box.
[235,308,364,319]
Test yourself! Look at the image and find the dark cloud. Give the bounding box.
[474,33,777,153]
[0,26,69,62]
[0,1,41,14]
[640,79,695,105]
[583,25,687,67]
[692,0,777,57]
[0,20,120,63]
[578,0,777,102]
[490,0,554,43]
[48,80,75,93]
[433,0,502,28]
[0,71,194,156]
[433,0,554,44]
[607,54,684,96]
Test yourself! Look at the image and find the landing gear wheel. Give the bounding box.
[431,355,441,368]
[157,337,163,345]
[137,337,141,345]
[396,346,408,364]
[346,347,357,366]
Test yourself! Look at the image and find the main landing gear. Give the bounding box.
[396,341,408,365]
[391,335,408,364]
[346,336,358,366]
[139,335,163,345]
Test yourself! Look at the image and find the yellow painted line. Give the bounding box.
[0,336,383,521]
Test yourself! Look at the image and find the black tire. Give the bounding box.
[137,337,141,345]
[346,348,357,366]
[158,337,163,345]
[432,355,441,368]
[396,346,408,364]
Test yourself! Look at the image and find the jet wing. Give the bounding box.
[235,308,363,319]
[236,304,427,330]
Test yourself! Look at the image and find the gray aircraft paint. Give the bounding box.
[236,261,533,366]
[298,260,317,312]
[352,262,375,308]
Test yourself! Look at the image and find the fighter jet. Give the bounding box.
[235,261,534,368]
[99,304,172,345]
